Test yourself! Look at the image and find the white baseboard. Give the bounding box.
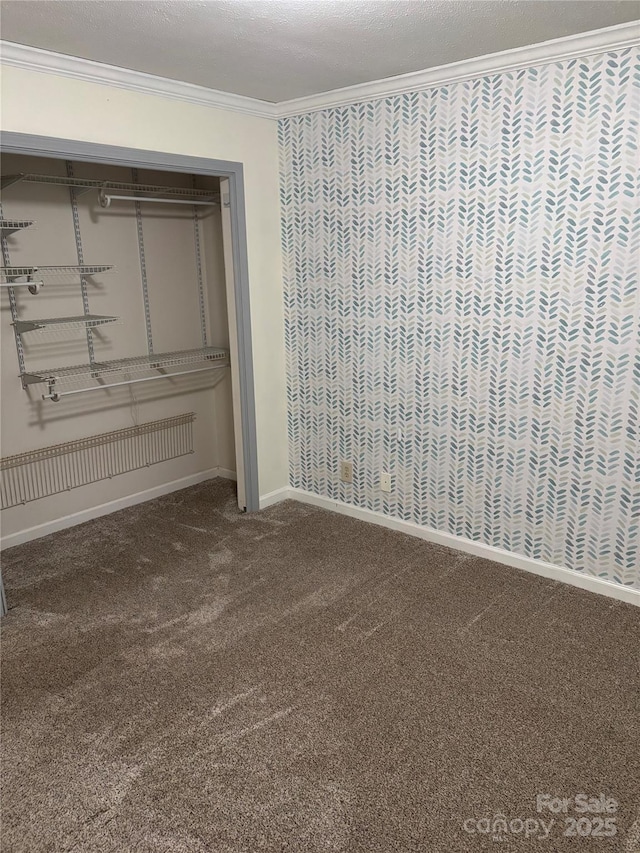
[5,475,637,607]
[283,488,640,607]
[1,468,221,550]
[259,487,291,509]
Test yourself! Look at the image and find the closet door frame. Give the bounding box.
[0,131,260,512]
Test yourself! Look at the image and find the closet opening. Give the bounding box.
[0,139,259,596]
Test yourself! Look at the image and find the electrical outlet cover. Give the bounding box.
[340,460,353,483]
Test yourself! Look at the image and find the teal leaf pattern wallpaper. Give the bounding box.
[279,49,640,587]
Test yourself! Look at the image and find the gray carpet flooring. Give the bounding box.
[1,478,639,852]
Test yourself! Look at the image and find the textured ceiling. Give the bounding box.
[1,0,638,103]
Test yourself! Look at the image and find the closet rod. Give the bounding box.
[42,364,228,401]
[99,192,219,208]
[0,280,43,293]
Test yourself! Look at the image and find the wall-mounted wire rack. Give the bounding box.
[1,174,220,206]
[2,164,228,404]
[12,315,119,334]
[0,413,196,509]
[0,264,114,294]
[0,220,34,238]
[21,346,229,401]
[1,264,113,279]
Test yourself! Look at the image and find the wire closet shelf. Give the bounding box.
[0,413,196,509]
[1,174,220,207]
[21,346,230,401]
[0,264,114,294]
[12,315,119,334]
[0,220,34,238]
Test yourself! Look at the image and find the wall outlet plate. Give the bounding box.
[340,460,353,483]
[380,471,391,492]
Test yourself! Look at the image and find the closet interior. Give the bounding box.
[0,153,240,535]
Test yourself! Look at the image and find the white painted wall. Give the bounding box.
[0,63,289,529]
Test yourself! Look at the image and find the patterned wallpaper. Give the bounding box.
[279,48,640,588]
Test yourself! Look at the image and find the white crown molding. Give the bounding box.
[1,21,638,122]
[274,20,640,117]
[0,40,278,119]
